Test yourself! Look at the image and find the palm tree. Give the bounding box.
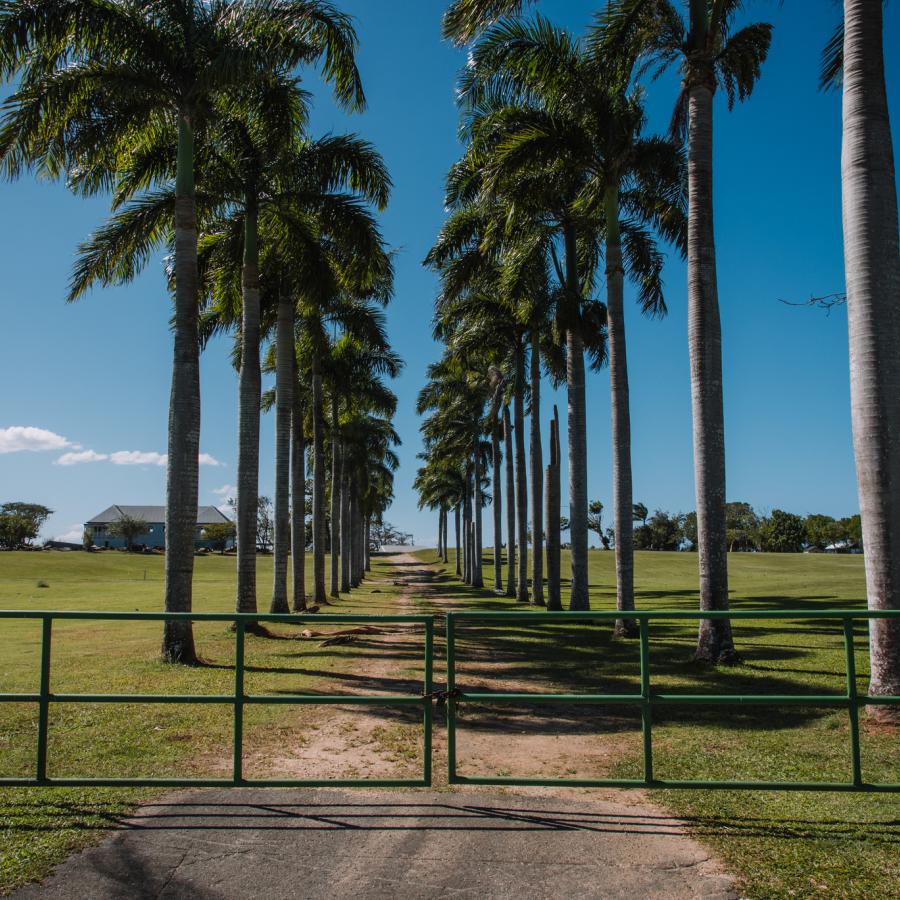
[545,404,562,609]
[633,502,649,526]
[417,355,492,588]
[199,129,390,613]
[325,334,402,593]
[454,92,609,612]
[825,2,900,717]
[0,0,365,662]
[444,0,769,657]
[302,296,393,604]
[460,17,686,627]
[595,0,771,661]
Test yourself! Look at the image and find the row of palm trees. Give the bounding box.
[0,1,400,663]
[418,0,900,706]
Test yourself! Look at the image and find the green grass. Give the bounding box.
[416,547,900,900]
[0,550,407,894]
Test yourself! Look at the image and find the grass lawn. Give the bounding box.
[0,550,408,894]
[415,547,899,900]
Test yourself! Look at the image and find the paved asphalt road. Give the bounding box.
[13,788,735,899]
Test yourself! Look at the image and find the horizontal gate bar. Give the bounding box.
[450,775,900,792]
[453,692,897,706]
[0,693,428,705]
[0,610,431,623]
[0,777,429,788]
[447,609,900,621]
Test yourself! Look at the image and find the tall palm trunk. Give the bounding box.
[340,450,351,593]
[330,398,341,598]
[365,516,371,571]
[564,224,589,611]
[442,506,449,562]
[162,115,200,664]
[842,0,900,717]
[344,473,355,590]
[605,186,637,636]
[311,354,327,604]
[291,389,306,611]
[270,290,292,614]
[350,489,362,587]
[473,441,484,588]
[530,330,544,606]
[437,509,444,560]
[492,419,503,591]
[514,347,529,603]
[686,78,734,662]
[503,405,517,598]
[455,502,462,577]
[545,405,562,610]
[463,470,472,583]
[235,195,261,620]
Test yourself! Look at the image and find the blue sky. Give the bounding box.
[1,0,898,547]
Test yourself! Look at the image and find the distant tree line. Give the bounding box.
[589,500,863,554]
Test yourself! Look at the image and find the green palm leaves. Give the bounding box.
[0,0,396,660]
[423,10,686,612]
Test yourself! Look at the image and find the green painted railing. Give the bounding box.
[0,610,434,788]
[3,608,898,792]
[445,608,900,792]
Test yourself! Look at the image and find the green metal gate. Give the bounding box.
[3,607,899,792]
[0,610,434,788]
[445,608,900,793]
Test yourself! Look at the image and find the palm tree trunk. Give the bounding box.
[463,470,472,584]
[291,390,306,611]
[235,195,261,620]
[340,449,351,593]
[365,516,371,571]
[270,289,292,614]
[492,419,503,592]
[566,328,589,610]
[442,506,449,562]
[162,116,200,664]
[564,224,589,611]
[842,0,900,717]
[455,502,462,577]
[437,510,444,560]
[356,500,365,583]
[545,406,562,610]
[350,489,361,587]
[344,472,354,591]
[329,398,340,598]
[311,354,327,605]
[605,186,637,636]
[473,441,484,588]
[530,329,544,606]
[503,405,517,598]
[514,348,529,603]
[687,80,734,662]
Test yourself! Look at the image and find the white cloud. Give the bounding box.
[107,450,221,467]
[0,426,74,454]
[109,450,168,466]
[211,483,236,497]
[54,525,85,543]
[55,449,108,466]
